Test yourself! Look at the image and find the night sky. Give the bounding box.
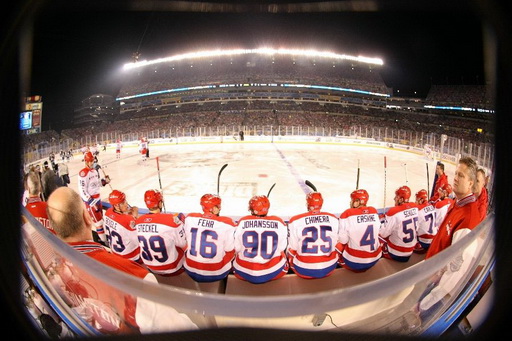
[27,2,486,131]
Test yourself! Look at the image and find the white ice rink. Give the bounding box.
[64,141,455,218]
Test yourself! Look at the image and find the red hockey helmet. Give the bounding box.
[440,183,453,194]
[144,189,163,209]
[84,151,94,162]
[109,190,126,206]
[395,186,411,200]
[200,194,221,213]
[350,189,369,206]
[306,192,323,211]
[248,195,270,216]
[415,189,428,201]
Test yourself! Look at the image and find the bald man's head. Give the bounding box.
[47,187,91,240]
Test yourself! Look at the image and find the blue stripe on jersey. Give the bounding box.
[387,253,411,262]
[343,258,379,271]
[292,262,337,278]
[234,265,286,284]
[418,240,432,250]
[185,269,231,283]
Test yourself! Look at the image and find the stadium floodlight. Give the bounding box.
[122,48,384,70]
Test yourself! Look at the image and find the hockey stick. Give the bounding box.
[267,183,276,198]
[426,163,430,198]
[403,163,409,185]
[99,167,113,190]
[217,163,228,195]
[356,159,360,190]
[383,156,387,207]
[156,157,166,212]
[305,180,318,192]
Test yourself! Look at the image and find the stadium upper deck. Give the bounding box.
[62,49,493,145]
[118,50,390,99]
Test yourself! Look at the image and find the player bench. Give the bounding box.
[224,253,425,296]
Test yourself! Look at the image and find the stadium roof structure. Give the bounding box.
[122,48,384,71]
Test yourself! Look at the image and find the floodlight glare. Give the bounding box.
[123,48,384,70]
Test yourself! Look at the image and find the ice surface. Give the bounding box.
[65,142,455,218]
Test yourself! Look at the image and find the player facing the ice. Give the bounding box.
[434,183,455,229]
[233,195,289,284]
[182,194,236,282]
[287,192,340,279]
[379,185,419,262]
[338,189,382,272]
[104,190,141,263]
[414,189,438,254]
[135,189,187,276]
[77,150,110,244]
[430,162,448,203]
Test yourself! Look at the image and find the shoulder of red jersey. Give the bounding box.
[386,204,413,216]
[288,211,311,223]
[79,167,92,177]
[404,202,418,209]
[105,208,135,223]
[215,215,236,225]
[340,206,378,219]
[318,211,339,218]
[185,212,203,219]
[136,213,180,227]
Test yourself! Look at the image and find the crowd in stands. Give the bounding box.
[21,101,493,164]
[120,55,390,98]
[426,84,492,108]
[57,100,493,142]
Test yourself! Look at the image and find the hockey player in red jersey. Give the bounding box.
[379,185,419,262]
[183,194,236,282]
[474,168,489,222]
[233,195,289,284]
[287,192,340,278]
[434,183,455,229]
[135,189,187,276]
[25,170,54,234]
[429,162,448,203]
[78,151,110,244]
[104,190,141,263]
[414,189,438,253]
[338,189,382,272]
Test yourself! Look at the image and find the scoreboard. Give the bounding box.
[20,95,42,134]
